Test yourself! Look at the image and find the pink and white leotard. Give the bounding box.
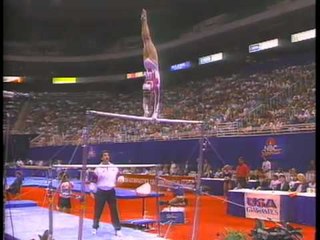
[143,58,160,91]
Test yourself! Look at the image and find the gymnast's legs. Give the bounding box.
[141,9,158,62]
[143,90,154,118]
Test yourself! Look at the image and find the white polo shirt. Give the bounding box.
[262,160,271,178]
[94,163,119,191]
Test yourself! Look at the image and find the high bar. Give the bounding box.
[87,110,203,124]
[8,165,52,170]
[53,164,160,169]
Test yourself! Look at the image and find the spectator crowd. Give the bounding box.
[4,62,315,146]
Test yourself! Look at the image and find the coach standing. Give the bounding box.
[90,150,123,237]
[235,156,250,188]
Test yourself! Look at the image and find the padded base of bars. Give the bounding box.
[5,200,38,208]
[121,219,158,230]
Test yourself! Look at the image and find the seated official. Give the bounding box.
[6,171,24,197]
[289,174,299,190]
[169,184,187,206]
[160,184,187,207]
[16,159,24,167]
[256,176,270,190]
[288,168,298,181]
[221,165,234,196]
[256,168,265,179]
[276,174,290,191]
[308,176,316,189]
[290,173,308,193]
[269,174,280,190]
[26,159,34,165]
[202,159,213,178]
[214,169,223,178]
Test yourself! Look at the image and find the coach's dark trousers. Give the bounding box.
[236,177,248,188]
[93,188,121,231]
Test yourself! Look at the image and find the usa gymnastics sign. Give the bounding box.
[244,192,280,222]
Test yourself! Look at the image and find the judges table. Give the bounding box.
[227,189,315,226]
[201,178,259,196]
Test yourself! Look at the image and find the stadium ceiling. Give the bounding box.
[4,0,285,47]
[3,0,315,77]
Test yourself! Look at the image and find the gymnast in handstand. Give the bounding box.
[141,8,161,119]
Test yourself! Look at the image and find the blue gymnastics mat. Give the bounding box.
[5,200,38,209]
[5,177,162,198]
[5,206,165,240]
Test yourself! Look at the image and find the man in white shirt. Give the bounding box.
[90,150,123,237]
[261,155,272,179]
[169,161,178,175]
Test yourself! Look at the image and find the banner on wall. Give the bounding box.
[245,192,281,222]
[259,136,287,164]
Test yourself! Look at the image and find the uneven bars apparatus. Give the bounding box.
[81,110,204,240]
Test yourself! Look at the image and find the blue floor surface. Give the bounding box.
[5,206,165,240]
[5,177,162,198]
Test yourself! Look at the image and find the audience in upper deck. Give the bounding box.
[4,63,315,147]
